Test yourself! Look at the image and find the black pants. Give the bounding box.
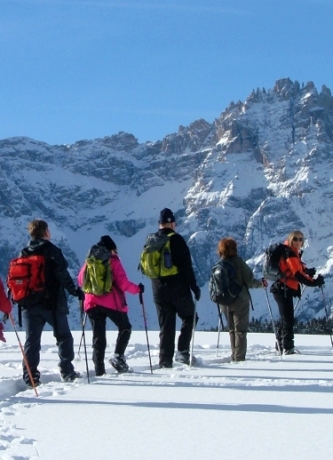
[22,306,74,383]
[271,285,295,351]
[87,306,132,374]
[154,291,197,364]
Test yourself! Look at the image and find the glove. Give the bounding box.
[313,274,325,287]
[72,287,85,301]
[305,267,316,277]
[138,283,145,294]
[261,277,268,288]
[193,286,201,301]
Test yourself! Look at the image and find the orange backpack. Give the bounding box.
[7,254,47,306]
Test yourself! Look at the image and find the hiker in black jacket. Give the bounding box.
[150,208,201,368]
[18,219,84,387]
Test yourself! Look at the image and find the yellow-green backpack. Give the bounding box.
[139,232,178,279]
[83,245,112,295]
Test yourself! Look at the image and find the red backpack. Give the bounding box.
[7,254,47,306]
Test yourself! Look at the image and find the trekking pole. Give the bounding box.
[216,303,224,357]
[79,301,90,383]
[189,299,197,368]
[77,312,88,359]
[263,288,282,357]
[320,287,333,349]
[294,286,306,315]
[8,312,39,397]
[139,292,153,374]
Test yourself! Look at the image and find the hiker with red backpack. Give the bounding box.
[0,278,11,342]
[7,219,84,387]
[78,235,144,376]
[270,230,325,355]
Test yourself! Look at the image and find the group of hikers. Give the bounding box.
[0,208,326,389]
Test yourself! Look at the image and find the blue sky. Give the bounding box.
[1,0,333,145]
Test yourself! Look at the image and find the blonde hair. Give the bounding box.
[286,230,305,247]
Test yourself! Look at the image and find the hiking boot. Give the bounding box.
[61,371,82,382]
[0,322,6,343]
[94,363,106,376]
[26,379,41,389]
[109,354,130,373]
[175,350,197,366]
[159,361,173,369]
[95,371,106,377]
[284,348,300,355]
[275,342,283,355]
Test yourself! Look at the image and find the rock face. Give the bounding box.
[1,78,333,330]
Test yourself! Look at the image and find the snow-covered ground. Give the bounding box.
[1,328,333,460]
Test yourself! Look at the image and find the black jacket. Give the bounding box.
[21,238,76,313]
[151,228,198,299]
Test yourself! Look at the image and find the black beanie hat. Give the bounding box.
[159,208,176,224]
[98,235,117,251]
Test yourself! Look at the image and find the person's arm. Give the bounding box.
[112,256,140,295]
[170,234,200,299]
[239,259,263,289]
[285,254,323,287]
[48,245,77,294]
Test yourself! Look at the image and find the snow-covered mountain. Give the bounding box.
[1,77,332,330]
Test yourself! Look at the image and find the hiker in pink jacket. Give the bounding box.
[0,278,11,342]
[78,235,144,375]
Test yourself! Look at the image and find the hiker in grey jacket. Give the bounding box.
[217,237,267,362]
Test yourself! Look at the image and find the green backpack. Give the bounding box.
[139,232,178,279]
[83,245,112,296]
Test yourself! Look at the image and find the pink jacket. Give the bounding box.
[77,254,140,313]
[0,278,12,314]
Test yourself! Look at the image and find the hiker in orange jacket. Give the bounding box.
[270,230,324,355]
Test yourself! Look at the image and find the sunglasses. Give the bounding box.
[292,237,304,242]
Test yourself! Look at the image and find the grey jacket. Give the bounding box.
[222,255,263,312]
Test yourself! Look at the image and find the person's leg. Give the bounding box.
[46,310,75,378]
[88,307,107,375]
[22,307,45,384]
[176,295,197,354]
[107,310,132,356]
[227,309,236,360]
[232,303,249,361]
[155,299,176,366]
[273,289,295,351]
[106,310,132,372]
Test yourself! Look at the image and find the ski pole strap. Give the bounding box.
[245,283,254,310]
[18,305,22,328]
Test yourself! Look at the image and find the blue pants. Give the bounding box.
[22,306,74,383]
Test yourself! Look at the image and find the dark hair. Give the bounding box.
[217,237,238,258]
[28,219,49,239]
[97,235,117,252]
